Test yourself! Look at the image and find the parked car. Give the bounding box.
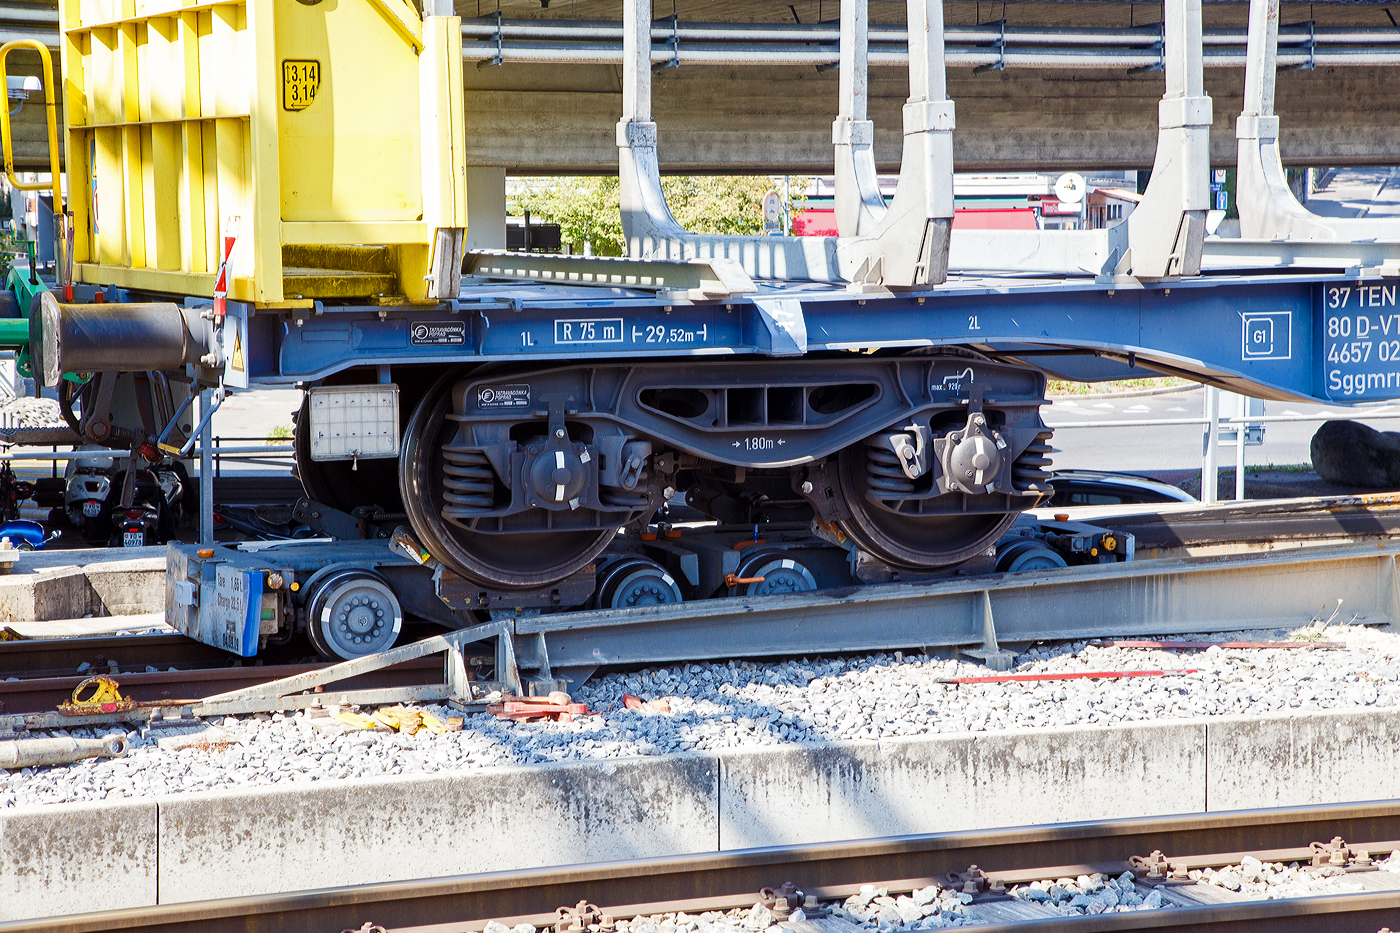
[1045,470,1196,508]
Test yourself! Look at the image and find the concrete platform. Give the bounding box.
[0,547,164,624]
[5,706,1400,921]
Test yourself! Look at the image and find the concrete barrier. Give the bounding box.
[1207,708,1400,810]
[0,550,164,624]
[0,798,157,921]
[2,707,1397,919]
[156,754,719,902]
[717,721,1206,849]
[84,557,167,617]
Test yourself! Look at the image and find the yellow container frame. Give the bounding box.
[59,0,466,308]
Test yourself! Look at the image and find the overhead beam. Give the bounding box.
[463,63,1400,173]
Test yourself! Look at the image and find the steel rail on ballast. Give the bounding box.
[8,801,1400,933]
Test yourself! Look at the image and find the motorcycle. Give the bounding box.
[61,450,187,547]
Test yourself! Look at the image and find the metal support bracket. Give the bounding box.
[464,249,757,301]
[959,590,1016,671]
[617,0,955,288]
[751,297,808,357]
[950,0,1210,280]
[195,620,512,716]
[1233,0,1400,243]
[832,0,887,237]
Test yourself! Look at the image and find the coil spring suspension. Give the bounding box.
[866,445,915,495]
[1011,430,1054,492]
[442,448,496,511]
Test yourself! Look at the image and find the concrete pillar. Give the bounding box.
[464,166,506,250]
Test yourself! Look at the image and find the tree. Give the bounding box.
[509,175,807,256]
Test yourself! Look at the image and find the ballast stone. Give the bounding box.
[4,625,1400,811]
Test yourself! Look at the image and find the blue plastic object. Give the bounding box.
[0,520,47,549]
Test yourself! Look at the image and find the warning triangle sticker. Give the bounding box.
[231,328,245,374]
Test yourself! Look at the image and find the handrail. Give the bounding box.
[0,38,61,214]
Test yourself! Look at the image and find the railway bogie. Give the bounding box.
[388,354,1051,589]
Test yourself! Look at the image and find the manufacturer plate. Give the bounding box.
[411,321,467,346]
[477,384,530,409]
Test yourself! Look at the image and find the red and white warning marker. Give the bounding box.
[212,217,239,317]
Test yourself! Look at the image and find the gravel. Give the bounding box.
[0,397,65,429]
[3,622,1400,810]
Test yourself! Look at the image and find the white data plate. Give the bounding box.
[307,384,400,461]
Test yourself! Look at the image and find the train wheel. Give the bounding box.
[399,370,616,588]
[833,443,1016,569]
[294,396,403,513]
[595,557,683,609]
[995,538,1068,573]
[728,550,818,597]
[305,569,402,660]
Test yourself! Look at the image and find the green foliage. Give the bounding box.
[511,176,625,256]
[509,175,808,256]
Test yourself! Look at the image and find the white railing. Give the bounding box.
[1045,385,1400,503]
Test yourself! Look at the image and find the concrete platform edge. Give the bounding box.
[1,706,1394,919]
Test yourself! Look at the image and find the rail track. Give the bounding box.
[5,801,1400,933]
[5,493,1400,725]
[0,657,445,716]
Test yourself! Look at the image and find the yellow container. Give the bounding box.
[59,0,467,306]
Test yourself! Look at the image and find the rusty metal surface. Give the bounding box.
[1088,494,1400,551]
[7,801,1400,933]
[0,633,233,680]
[0,658,444,715]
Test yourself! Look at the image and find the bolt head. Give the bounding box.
[801,481,814,494]
[554,428,566,438]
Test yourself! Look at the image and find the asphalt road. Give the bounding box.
[1044,385,1400,473]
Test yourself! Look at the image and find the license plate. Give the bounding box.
[82,501,100,517]
[123,530,145,548]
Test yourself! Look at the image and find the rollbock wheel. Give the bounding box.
[595,557,683,609]
[995,538,1068,573]
[305,569,402,660]
[833,443,1017,569]
[399,369,616,588]
[729,550,817,597]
